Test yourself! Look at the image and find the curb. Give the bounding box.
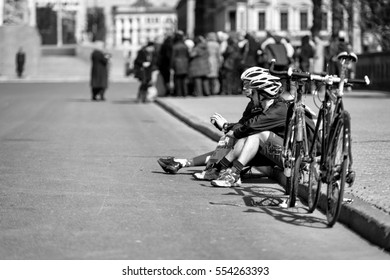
[155,97,390,252]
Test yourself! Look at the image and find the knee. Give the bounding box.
[248,131,270,143]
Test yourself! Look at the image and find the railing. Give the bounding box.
[356,52,390,91]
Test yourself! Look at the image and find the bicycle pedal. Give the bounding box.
[279,199,289,208]
[346,171,356,187]
[343,198,353,204]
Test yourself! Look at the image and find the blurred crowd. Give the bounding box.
[129,30,352,98]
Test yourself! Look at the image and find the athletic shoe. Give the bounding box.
[211,168,241,187]
[240,166,252,177]
[157,157,183,174]
[192,167,220,181]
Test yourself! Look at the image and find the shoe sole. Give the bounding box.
[157,159,178,174]
[211,179,241,188]
[192,173,218,181]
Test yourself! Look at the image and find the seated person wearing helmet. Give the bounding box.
[209,68,289,187]
[157,67,288,181]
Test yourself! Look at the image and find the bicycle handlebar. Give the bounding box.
[269,59,370,86]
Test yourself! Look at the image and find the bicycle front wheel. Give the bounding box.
[307,132,322,213]
[288,141,302,208]
[326,111,351,227]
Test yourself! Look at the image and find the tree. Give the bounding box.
[3,0,26,25]
[359,0,390,51]
[311,0,322,38]
[332,0,343,38]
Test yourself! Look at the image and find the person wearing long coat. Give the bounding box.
[16,47,26,78]
[188,35,211,96]
[133,42,159,102]
[171,31,190,97]
[221,35,242,95]
[90,43,110,101]
[206,32,221,95]
[158,35,174,96]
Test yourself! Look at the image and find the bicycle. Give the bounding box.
[270,52,370,226]
[269,61,315,208]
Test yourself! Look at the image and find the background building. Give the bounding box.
[112,1,176,61]
[176,0,361,51]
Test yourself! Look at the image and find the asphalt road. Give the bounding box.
[0,82,389,260]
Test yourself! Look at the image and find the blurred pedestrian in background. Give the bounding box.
[188,35,211,97]
[217,31,229,93]
[90,41,110,101]
[240,32,260,71]
[327,32,349,75]
[298,35,314,72]
[260,31,291,71]
[206,32,221,95]
[16,47,26,78]
[220,35,242,95]
[313,35,326,73]
[158,34,174,96]
[133,41,159,103]
[171,31,190,97]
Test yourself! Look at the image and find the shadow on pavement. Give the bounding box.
[246,206,328,228]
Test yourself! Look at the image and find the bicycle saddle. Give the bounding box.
[337,52,358,63]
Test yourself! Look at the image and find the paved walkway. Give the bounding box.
[1,54,390,251]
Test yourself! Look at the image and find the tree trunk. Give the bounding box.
[311,0,322,38]
[332,0,343,38]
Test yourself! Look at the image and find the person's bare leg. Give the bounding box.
[174,151,214,167]
[237,131,270,166]
[224,137,247,162]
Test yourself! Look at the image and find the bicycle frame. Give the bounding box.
[282,78,312,206]
[269,54,368,213]
[309,73,353,187]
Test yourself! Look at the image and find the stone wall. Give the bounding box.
[0,25,41,78]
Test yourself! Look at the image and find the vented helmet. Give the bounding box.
[248,72,282,99]
[240,66,269,81]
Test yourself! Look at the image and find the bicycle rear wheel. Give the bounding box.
[288,141,302,208]
[326,111,350,227]
[307,132,322,213]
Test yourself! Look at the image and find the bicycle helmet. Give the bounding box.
[248,72,282,99]
[240,66,269,81]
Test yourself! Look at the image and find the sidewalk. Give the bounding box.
[155,95,390,252]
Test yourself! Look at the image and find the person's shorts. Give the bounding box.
[248,132,284,168]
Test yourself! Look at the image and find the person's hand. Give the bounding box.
[210,113,227,130]
[142,61,151,67]
[225,130,235,138]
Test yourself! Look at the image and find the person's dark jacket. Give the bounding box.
[225,97,316,144]
[133,46,158,84]
[188,39,210,78]
[16,51,25,70]
[158,36,173,80]
[90,49,109,88]
[230,98,289,139]
[171,40,189,75]
[241,33,260,69]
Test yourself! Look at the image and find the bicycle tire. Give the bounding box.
[307,131,322,213]
[288,141,302,208]
[326,111,350,227]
